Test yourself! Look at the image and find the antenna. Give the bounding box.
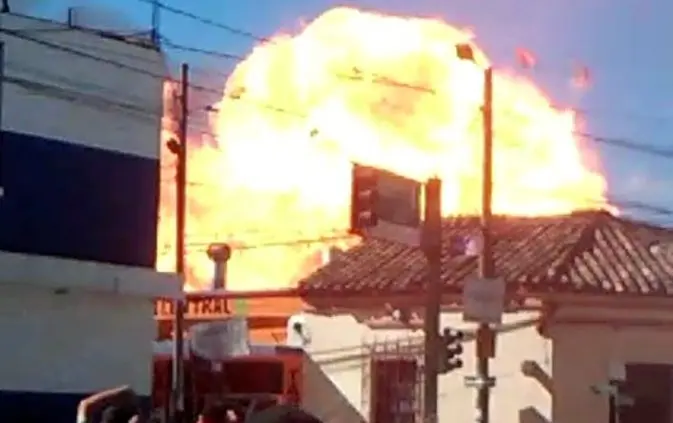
[150,0,160,46]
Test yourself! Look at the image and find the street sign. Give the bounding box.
[190,317,251,360]
[462,277,506,324]
[350,163,422,247]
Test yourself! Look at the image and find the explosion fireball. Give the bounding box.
[158,7,608,291]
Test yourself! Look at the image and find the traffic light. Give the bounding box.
[439,327,464,374]
[350,164,379,234]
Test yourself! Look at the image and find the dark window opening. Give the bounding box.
[370,358,418,423]
[619,363,673,423]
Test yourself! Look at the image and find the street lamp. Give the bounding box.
[455,43,496,423]
[207,243,232,291]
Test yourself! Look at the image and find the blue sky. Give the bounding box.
[25,0,673,223]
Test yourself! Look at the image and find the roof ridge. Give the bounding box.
[521,211,604,284]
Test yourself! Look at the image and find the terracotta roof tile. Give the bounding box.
[298,211,673,298]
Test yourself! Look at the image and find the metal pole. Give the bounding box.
[0,42,4,199]
[475,67,494,423]
[0,42,4,129]
[171,63,189,423]
[608,392,616,423]
[150,0,161,46]
[0,42,4,128]
[422,178,442,423]
[608,380,619,423]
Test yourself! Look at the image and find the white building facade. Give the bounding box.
[297,212,673,423]
[299,310,550,423]
[0,11,180,422]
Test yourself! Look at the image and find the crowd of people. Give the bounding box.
[75,386,322,423]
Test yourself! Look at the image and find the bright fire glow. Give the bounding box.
[158,7,608,291]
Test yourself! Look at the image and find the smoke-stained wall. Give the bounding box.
[0,13,166,268]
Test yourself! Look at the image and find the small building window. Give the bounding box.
[619,363,673,423]
[370,357,419,423]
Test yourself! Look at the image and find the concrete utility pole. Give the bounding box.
[454,44,497,423]
[422,178,442,423]
[170,63,189,423]
[475,66,495,423]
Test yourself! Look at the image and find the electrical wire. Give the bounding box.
[12,63,669,213]
[6,25,671,161]
[161,36,673,129]
[162,36,435,94]
[8,37,672,175]
[11,4,668,257]
[0,72,354,249]
[185,233,355,251]
[11,26,161,64]
[142,0,673,126]
[176,201,673,253]
[5,29,673,245]
[0,27,223,96]
[3,65,216,138]
[576,132,673,159]
[161,37,245,62]
[135,0,270,43]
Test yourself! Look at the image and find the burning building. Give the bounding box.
[157,7,608,291]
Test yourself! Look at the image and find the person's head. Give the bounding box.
[100,406,138,423]
[198,403,239,423]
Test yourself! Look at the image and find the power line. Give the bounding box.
[176,197,673,253]
[8,31,672,166]
[136,0,269,43]
[186,233,354,250]
[3,66,215,137]
[0,27,223,96]
[173,190,673,252]
[9,26,671,159]
[14,26,163,64]
[0,29,307,118]
[161,34,672,131]
[162,36,435,95]
[141,0,673,126]
[7,22,673,256]
[576,132,673,159]
[10,79,673,249]
[7,28,673,224]
[161,37,245,62]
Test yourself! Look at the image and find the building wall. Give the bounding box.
[301,310,551,423]
[0,283,155,422]
[0,13,165,268]
[551,304,673,423]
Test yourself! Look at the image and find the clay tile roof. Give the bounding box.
[298,210,673,298]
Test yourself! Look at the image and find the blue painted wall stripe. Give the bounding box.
[0,390,151,423]
[0,130,159,268]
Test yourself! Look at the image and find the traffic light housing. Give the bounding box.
[350,164,379,234]
[439,327,464,374]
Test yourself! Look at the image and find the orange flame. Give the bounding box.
[158,7,608,291]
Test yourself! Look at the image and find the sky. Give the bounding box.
[21,0,673,223]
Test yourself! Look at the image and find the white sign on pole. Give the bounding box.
[189,316,251,360]
[462,277,506,324]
